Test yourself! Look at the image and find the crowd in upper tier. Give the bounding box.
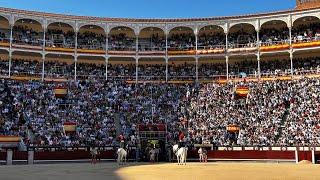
[0,19,319,51]
[0,56,319,80]
[1,76,320,147]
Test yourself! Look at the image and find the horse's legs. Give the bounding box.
[177,155,180,165]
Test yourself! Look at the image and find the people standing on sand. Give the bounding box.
[90,146,98,164]
[198,147,204,162]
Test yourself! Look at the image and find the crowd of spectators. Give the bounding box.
[7,22,320,53]
[2,56,320,80]
[168,33,195,51]
[278,78,320,146]
[46,29,75,48]
[139,33,165,51]
[13,25,42,46]
[1,75,320,147]
[260,27,289,46]
[77,31,106,50]
[108,33,135,51]
[198,32,225,50]
[292,22,320,42]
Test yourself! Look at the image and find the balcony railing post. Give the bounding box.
[225,32,229,81]
[105,56,108,81]
[195,29,199,82]
[74,25,78,82]
[256,30,261,80]
[42,25,46,81]
[165,57,168,82]
[8,24,13,78]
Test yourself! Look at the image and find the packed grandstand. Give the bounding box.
[1,1,320,160]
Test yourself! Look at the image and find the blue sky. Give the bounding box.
[0,0,295,18]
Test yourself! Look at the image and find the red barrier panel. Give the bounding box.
[189,150,295,160]
[298,151,312,162]
[13,151,27,160]
[35,150,90,160]
[0,152,6,160]
[34,150,116,160]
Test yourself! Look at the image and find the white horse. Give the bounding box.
[172,144,188,165]
[117,148,127,165]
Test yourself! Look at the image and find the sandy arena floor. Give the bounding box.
[0,162,319,180]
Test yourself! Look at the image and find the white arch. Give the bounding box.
[78,23,106,35]
[13,18,43,30]
[168,26,195,35]
[198,25,225,34]
[260,19,289,29]
[292,11,320,26]
[139,26,165,36]
[292,15,320,27]
[108,25,136,35]
[167,24,196,35]
[229,22,256,32]
[47,21,76,32]
[0,14,10,26]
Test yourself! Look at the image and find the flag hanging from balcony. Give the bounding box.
[235,85,249,98]
[226,125,240,133]
[54,85,68,98]
[63,122,77,132]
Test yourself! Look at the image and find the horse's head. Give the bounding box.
[172,144,179,153]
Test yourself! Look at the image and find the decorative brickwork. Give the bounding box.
[296,0,320,10]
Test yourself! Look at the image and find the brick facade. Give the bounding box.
[296,0,320,10]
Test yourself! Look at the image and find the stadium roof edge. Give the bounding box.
[0,6,317,23]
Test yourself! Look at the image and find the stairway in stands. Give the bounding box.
[275,101,291,142]
[114,113,122,137]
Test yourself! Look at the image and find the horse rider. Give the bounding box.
[118,134,125,148]
[203,148,208,163]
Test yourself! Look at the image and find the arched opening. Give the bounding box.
[46,22,75,49]
[11,51,42,77]
[108,26,135,51]
[45,54,75,80]
[228,23,256,49]
[293,49,320,75]
[77,56,105,80]
[229,55,257,78]
[139,27,165,51]
[260,20,289,46]
[168,27,195,51]
[0,50,9,76]
[260,52,290,77]
[13,19,43,46]
[108,57,135,80]
[0,16,10,44]
[198,56,226,80]
[198,25,225,54]
[78,25,106,51]
[138,58,166,81]
[292,16,320,43]
[168,57,195,81]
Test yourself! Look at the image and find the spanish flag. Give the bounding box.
[63,122,77,132]
[54,86,68,98]
[226,125,240,133]
[236,85,249,98]
[0,136,21,142]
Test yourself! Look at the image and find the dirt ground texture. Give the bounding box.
[0,162,319,180]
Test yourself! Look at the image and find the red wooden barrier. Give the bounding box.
[189,150,295,160]
[298,151,312,162]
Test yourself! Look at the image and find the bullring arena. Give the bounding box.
[2,0,320,179]
[0,162,319,180]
